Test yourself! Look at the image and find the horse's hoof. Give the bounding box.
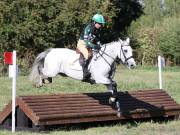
[117,112,121,117]
[43,79,51,84]
[35,84,43,88]
[109,97,116,104]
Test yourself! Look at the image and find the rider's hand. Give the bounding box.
[95,45,101,50]
[97,41,102,46]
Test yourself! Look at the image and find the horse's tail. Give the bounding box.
[29,49,51,85]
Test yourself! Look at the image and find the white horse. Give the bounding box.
[30,38,136,108]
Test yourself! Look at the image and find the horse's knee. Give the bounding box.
[112,81,117,88]
[107,86,117,96]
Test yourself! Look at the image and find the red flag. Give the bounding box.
[4,52,13,64]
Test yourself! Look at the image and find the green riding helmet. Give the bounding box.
[92,13,105,24]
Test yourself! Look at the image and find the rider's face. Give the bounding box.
[95,23,103,29]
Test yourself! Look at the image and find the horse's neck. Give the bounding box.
[100,42,119,59]
[90,42,119,69]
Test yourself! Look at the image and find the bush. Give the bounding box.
[128,0,180,65]
[128,25,160,65]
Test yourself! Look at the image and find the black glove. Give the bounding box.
[97,41,102,46]
[94,45,101,50]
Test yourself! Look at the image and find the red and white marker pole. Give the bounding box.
[4,50,17,132]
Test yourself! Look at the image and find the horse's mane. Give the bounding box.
[101,39,122,48]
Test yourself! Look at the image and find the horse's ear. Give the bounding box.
[118,38,123,44]
[126,37,130,44]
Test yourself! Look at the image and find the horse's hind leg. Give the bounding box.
[42,77,52,84]
[36,75,43,87]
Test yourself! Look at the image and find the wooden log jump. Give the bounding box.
[0,89,180,130]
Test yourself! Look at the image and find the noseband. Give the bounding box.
[120,45,133,64]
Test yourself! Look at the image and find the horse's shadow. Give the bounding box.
[85,91,166,119]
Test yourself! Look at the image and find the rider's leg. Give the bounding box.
[77,40,90,80]
[82,57,91,80]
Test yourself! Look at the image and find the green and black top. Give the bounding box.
[79,23,102,49]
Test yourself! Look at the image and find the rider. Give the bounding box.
[77,12,105,81]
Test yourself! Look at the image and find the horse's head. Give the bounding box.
[118,38,136,69]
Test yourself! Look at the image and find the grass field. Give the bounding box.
[0,66,180,135]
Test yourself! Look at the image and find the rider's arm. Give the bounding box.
[84,40,98,49]
[94,32,102,45]
[83,26,100,50]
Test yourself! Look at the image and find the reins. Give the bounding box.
[96,45,116,67]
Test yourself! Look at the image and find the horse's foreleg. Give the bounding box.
[106,81,118,102]
[105,81,121,117]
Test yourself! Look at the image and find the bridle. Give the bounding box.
[91,43,134,79]
[95,44,134,66]
[120,45,134,64]
[94,45,115,67]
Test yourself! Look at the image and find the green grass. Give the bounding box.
[0,66,180,135]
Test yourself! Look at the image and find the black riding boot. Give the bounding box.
[82,58,91,81]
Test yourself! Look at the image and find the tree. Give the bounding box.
[0,0,143,73]
[158,17,180,65]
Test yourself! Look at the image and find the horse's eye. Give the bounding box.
[124,50,128,53]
